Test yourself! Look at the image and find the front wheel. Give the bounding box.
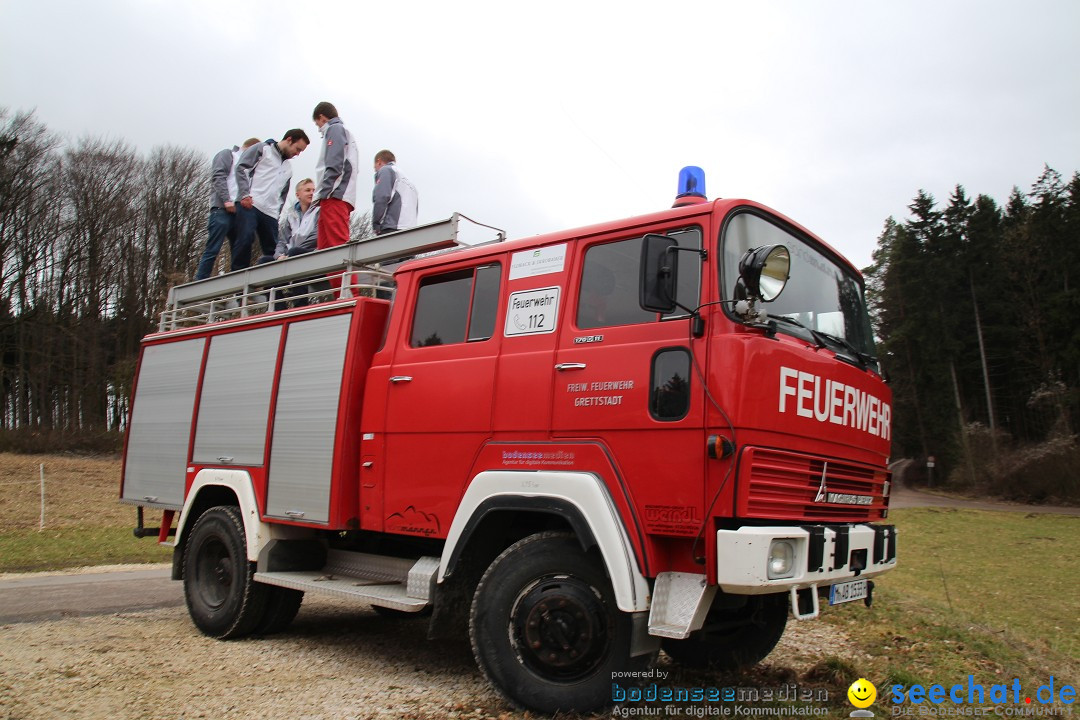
[661,592,788,670]
[469,532,649,714]
[183,505,269,639]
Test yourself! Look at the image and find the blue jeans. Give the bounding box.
[194,207,236,280]
[233,206,279,271]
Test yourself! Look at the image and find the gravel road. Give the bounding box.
[0,571,859,720]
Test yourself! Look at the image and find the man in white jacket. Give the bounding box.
[232,129,309,270]
[372,149,419,235]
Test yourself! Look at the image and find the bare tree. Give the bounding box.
[0,108,214,446]
[58,137,140,431]
[350,211,373,242]
[0,109,63,431]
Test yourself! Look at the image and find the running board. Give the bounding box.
[254,571,430,611]
[254,549,441,612]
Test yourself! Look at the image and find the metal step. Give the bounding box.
[323,549,415,583]
[254,551,441,613]
[254,571,428,611]
[647,571,716,639]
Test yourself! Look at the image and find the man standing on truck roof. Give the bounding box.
[311,101,359,249]
[232,130,310,271]
[372,149,419,235]
[194,137,260,280]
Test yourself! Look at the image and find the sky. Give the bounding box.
[2,0,1078,269]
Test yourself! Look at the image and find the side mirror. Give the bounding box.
[639,234,679,313]
[738,244,790,302]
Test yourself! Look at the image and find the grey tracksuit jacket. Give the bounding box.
[314,117,359,207]
[372,162,419,234]
[208,146,241,209]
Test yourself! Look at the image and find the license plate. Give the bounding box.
[829,579,868,605]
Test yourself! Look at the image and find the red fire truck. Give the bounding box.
[122,168,896,713]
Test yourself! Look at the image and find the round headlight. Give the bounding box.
[738,244,790,303]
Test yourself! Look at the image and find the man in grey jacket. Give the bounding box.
[194,137,259,280]
[372,150,419,235]
[232,130,309,271]
[312,101,359,249]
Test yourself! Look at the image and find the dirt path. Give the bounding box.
[0,583,859,720]
[0,565,178,624]
[890,481,1080,515]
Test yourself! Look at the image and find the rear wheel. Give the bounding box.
[255,587,304,635]
[183,506,269,639]
[469,532,649,714]
[661,592,788,670]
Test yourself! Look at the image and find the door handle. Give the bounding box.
[555,363,587,371]
[389,375,413,383]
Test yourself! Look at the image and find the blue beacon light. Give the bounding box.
[673,166,708,207]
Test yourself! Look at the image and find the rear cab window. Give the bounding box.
[410,264,502,347]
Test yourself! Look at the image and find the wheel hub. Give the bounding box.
[512,578,610,680]
[196,538,232,609]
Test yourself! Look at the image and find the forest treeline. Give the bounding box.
[0,108,370,453]
[2,108,1077,500]
[0,109,207,451]
[866,166,1080,501]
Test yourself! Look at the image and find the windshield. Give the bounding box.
[721,211,878,367]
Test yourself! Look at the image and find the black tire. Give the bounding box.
[661,592,788,670]
[183,506,269,639]
[469,531,649,714]
[254,587,304,635]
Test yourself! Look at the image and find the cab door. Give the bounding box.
[377,261,503,538]
[550,226,709,539]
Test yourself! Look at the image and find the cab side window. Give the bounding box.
[411,264,501,347]
[577,228,701,330]
[650,348,692,421]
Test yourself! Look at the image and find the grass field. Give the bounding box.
[0,453,169,572]
[824,507,1079,702]
[0,454,1076,712]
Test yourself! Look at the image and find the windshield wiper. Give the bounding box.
[766,314,878,369]
[815,330,878,369]
[766,314,824,348]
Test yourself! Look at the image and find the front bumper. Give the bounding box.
[716,523,896,595]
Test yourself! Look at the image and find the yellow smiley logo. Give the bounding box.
[848,678,877,708]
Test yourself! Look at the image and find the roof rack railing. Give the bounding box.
[160,214,464,331]
[158,269,395,330]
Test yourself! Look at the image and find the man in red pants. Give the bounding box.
[312,101,359,249]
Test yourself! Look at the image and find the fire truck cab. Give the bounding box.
[122,172,896,714]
